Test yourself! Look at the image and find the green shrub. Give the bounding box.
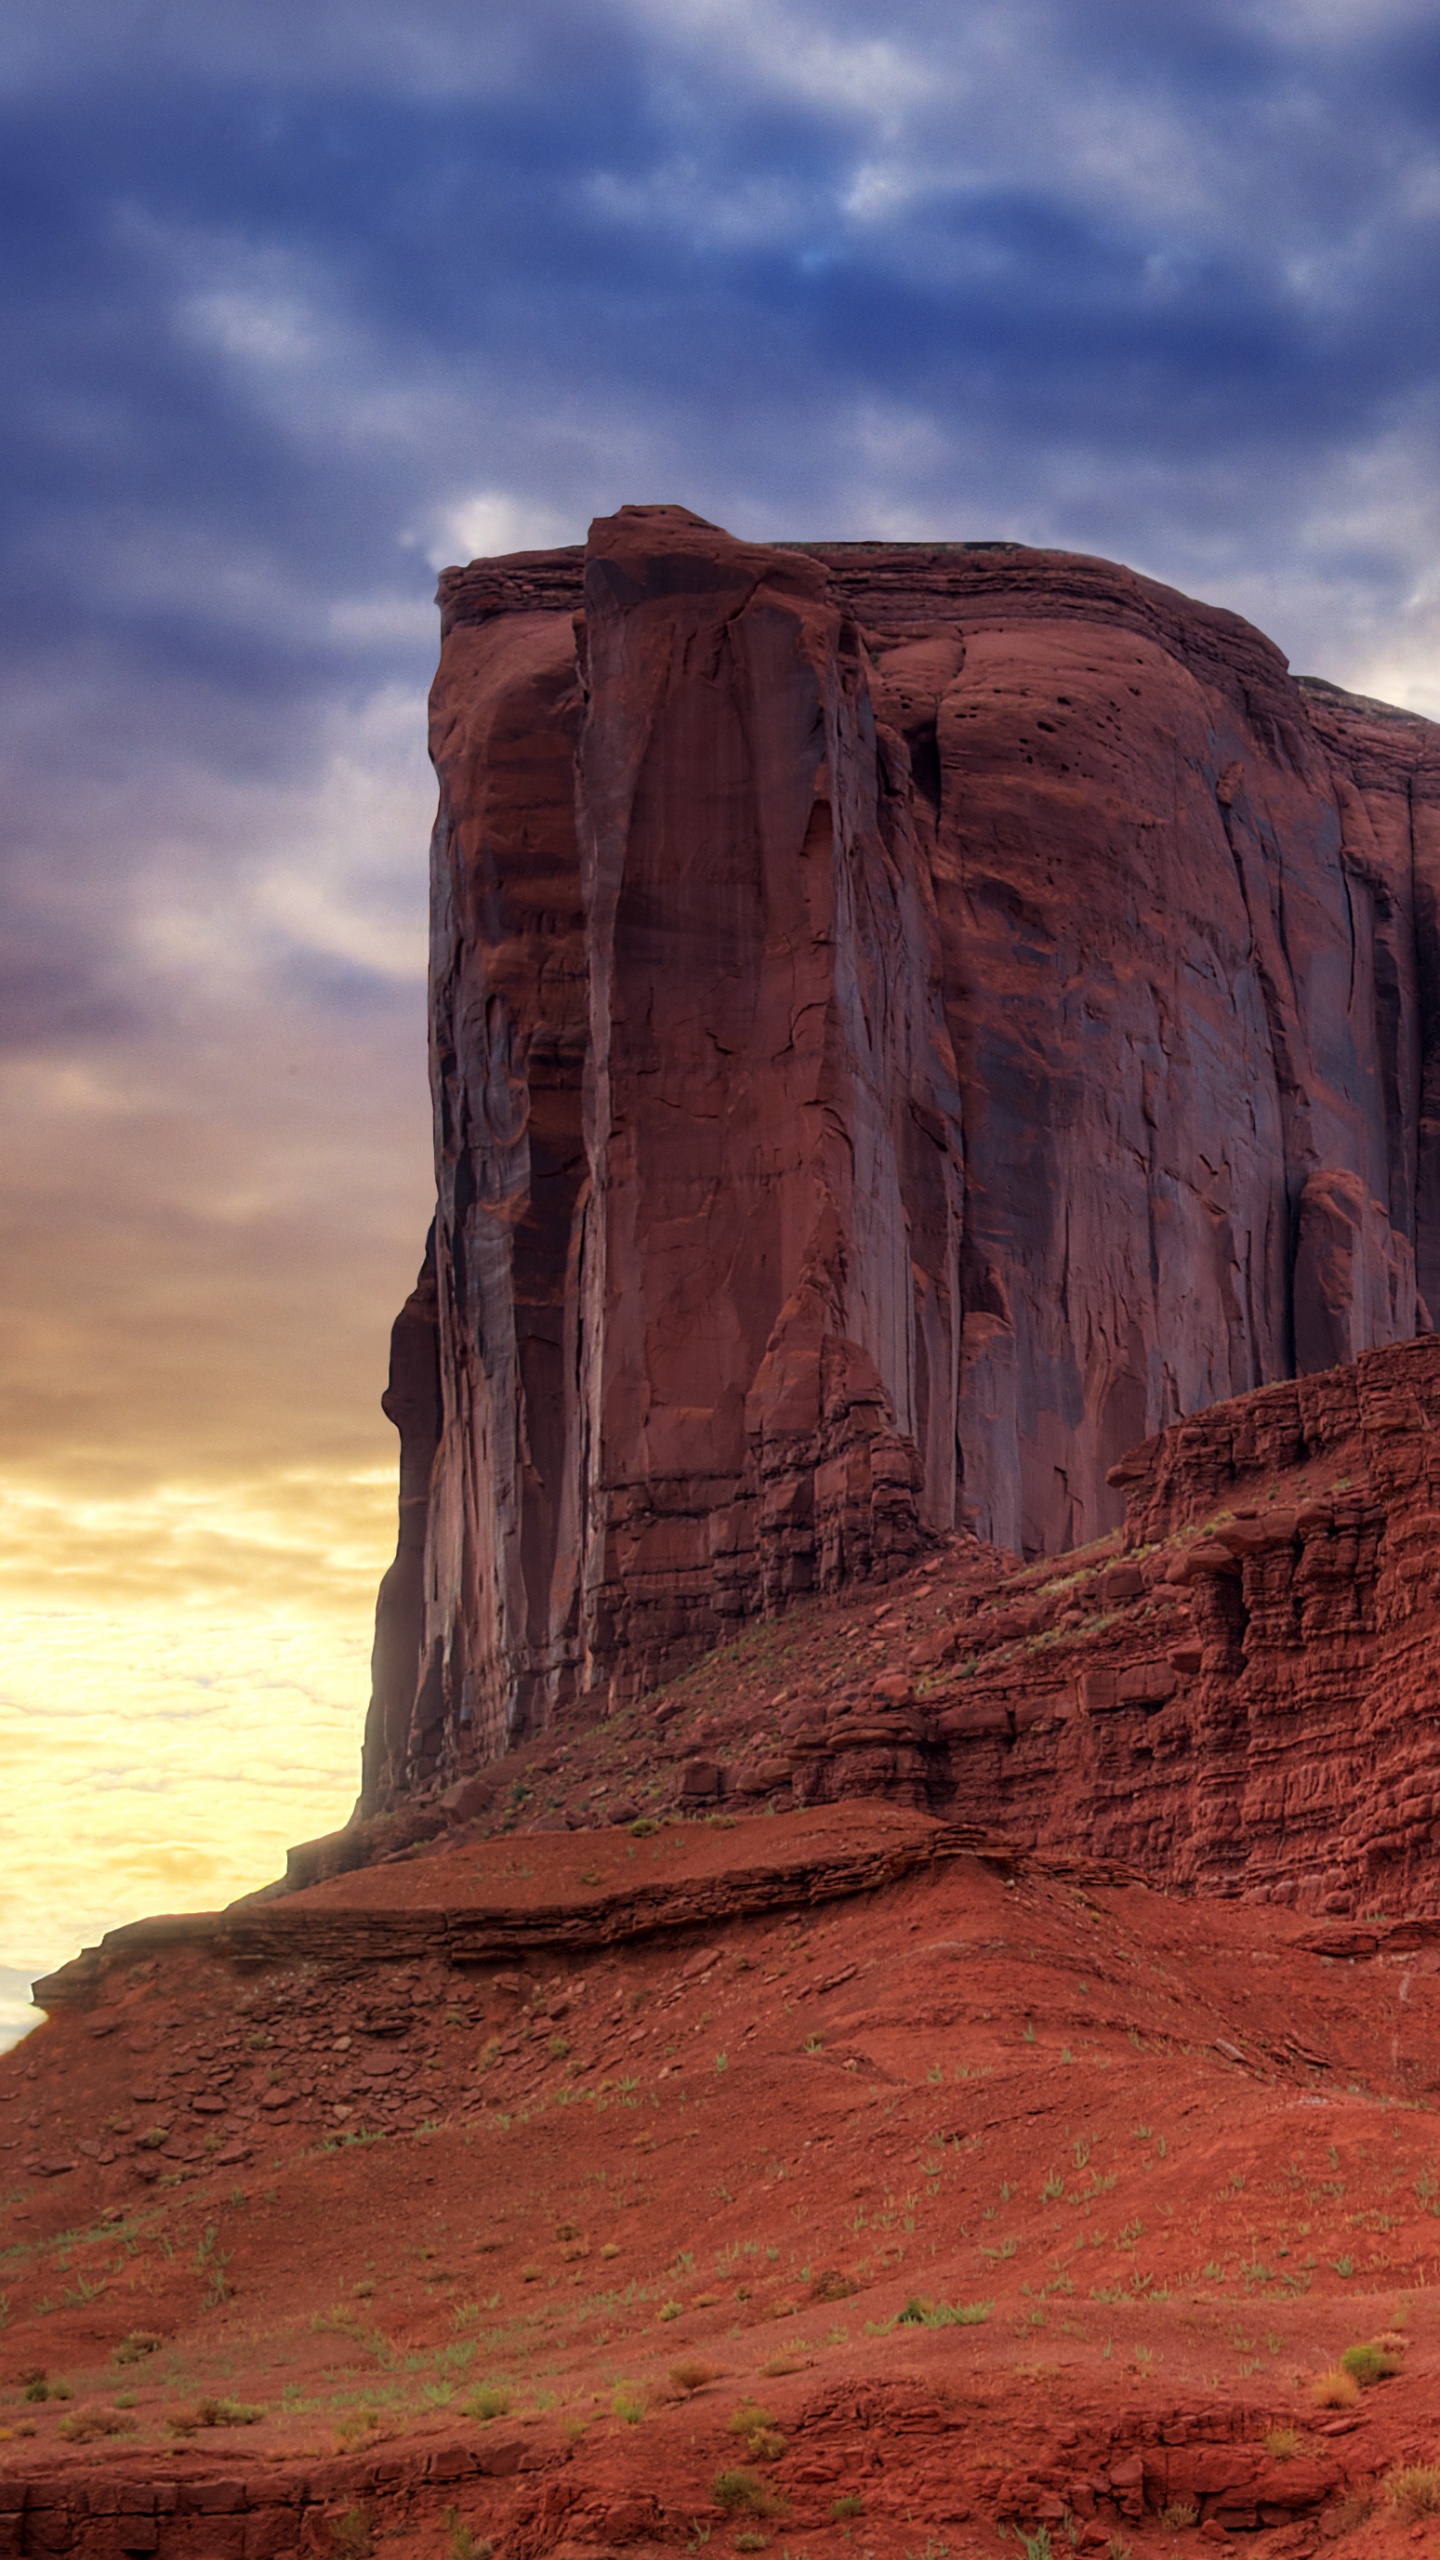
[713,2470,780,2516]
[462,2384,510,2422]
[1340,2342,1400,2388]
[727,2401,784,2457]
[165,2397,264,2434]
[895,2294,991,2328]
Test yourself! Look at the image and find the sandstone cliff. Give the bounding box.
[363,506,1440,1809]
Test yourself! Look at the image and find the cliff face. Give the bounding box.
[363,505,1440,1809]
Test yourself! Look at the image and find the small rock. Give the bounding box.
[679,1760,724,1800]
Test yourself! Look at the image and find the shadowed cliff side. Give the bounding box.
[363,506,1440,1812]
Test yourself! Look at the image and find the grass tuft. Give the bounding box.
[166,2397,265,2435]
[1311,2367,1360,2409]
[1385,2467,1440,2521]
[712,2469,782,2517]
[462,2384,510,2422]
[670,2359,722,2396]
[56,2407,137,2444]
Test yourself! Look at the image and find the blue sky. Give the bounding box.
[2,0,1440,2021]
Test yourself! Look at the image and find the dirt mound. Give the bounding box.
[6,1805,1440,2555]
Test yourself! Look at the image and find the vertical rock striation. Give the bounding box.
[363,506,1440,1808]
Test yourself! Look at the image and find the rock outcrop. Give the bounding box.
[797,1330,1440,1916]
[365,506,1440,1807]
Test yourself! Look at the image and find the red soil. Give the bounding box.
[5,1805,1440,2558]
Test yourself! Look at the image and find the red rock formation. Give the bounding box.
[798,1331,1440,1917]
[365,507,1440,1807]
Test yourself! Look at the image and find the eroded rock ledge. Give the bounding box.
[352,1334,1440,1917]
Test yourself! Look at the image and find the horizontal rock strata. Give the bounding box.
[780,1333,1440,1912]
[34,1811,1133,2007]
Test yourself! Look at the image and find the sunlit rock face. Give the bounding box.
[361,504,1440,1809]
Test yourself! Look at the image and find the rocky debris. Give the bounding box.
[0,2432,568,2560]
[366,507,1440,1806]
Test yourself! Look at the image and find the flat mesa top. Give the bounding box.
[435,532,1153,639]
[432,527,1438,768]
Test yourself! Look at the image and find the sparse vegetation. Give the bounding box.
[56,2407,137,2444]
[1340,2341,1401,2387]
[442,2506,493,2560]
[1311,2367,1360,2409]
[1384,2467,1440,2521]
[462,2384,510,2421]
[712,2469,781,2517]
[726,2401,786,2461]
[1264,2426,1301,2460]
[670,2359,721,2395]
[894,2294,991,2328]
[166,2397,265,2434]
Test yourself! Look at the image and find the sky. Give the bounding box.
[3,0,1440,2046]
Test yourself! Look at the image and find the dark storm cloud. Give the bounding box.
[3,0,1440,1515]
[2,0,1438,730]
